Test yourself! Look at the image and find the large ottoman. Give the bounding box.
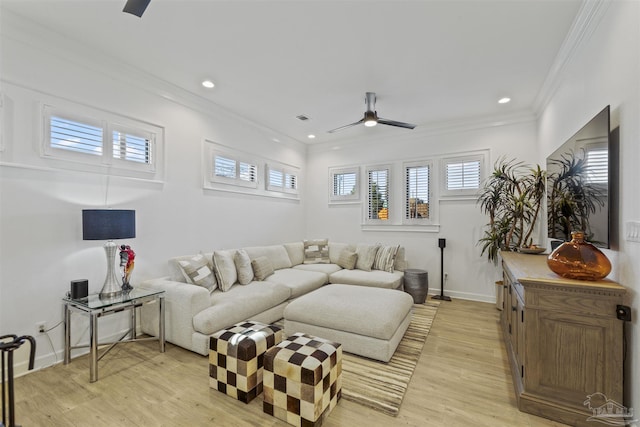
[209,321,283,403]
[283,284,413,362]
[263,332,342,427]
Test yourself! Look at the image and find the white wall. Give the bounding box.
[0,14,307,372]
[537,0,639,413]
[306,116,540,302]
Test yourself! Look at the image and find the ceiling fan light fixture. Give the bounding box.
[364,111,378,127]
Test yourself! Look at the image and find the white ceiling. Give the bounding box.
[2,0,583,144]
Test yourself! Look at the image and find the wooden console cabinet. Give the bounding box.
[500,252,626,426]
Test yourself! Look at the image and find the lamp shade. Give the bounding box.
[82,209,136,240]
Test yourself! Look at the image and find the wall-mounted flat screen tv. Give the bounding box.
[546,105,612,248]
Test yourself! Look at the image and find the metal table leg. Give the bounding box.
[159,296,165,353]
[63,303,71,365]
[89,313,98,383]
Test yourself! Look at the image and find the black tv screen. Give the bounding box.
[546,106,611,248]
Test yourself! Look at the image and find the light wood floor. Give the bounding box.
[10,299,569,426]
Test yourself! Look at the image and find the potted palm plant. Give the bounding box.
[477,157,546,310]
[477,157,547,264]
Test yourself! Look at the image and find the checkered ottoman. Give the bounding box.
[209,321,283,403]
[263,332,342,427]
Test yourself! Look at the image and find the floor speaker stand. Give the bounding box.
[432,239,451,301]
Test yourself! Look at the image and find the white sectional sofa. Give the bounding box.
[139,241,406,355]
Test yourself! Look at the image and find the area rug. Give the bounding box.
[340,301,440,416]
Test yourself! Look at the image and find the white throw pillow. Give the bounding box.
[355,244,380,271]
[178,254,217,293]
[212,249,238,292]
[234,249,254,285]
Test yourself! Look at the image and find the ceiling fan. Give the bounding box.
[123,0,151,17]
[328,92,416,133]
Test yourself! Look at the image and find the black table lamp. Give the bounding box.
[82,209,136,298]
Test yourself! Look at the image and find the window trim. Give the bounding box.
[328,166,360,204]
[440,150,487,199]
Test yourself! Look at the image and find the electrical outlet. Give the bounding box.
[36,322,46,333]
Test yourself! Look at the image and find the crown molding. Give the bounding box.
[532,0,612,116]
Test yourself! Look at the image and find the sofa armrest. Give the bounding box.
[139,277,211,351]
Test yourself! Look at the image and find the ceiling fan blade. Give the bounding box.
[123,0,151,17]
[328,119,365,133]
[378,118,416,130]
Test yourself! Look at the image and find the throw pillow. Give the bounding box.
[303,238,330,264]
[336,249,357,270]
[373,244,400,273]
[212,250,238,292]
[355,244,380,271]
[234,249,254,285]
[178,254,217,292]
[251,256,275,281]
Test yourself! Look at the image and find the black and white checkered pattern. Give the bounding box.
[209,321,283,403]
[263,332,342,427]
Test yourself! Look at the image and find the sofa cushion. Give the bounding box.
[213,249,238,292]
[303,239,330,264]
[337,249,357,270]
[329,269,403,289]
[234,249,254,285]
[355,244,380,271]
[243,245,292,270]
[283,242,304,266]
[178,254,217,292]
[373,245,399,273]
[251,256,275,281]
[194,282,291,335]
[265,268,328,298]
[293,263,342,275]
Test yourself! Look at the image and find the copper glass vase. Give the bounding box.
[547,231,611,280]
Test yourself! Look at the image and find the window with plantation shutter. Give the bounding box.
[266,164,298,194]
[446,160,480,190]
[50,116,103,156]
[405,163,430,220]
[441,151,487,199]
[329,166,359,203]
[42,104,161,177]
[112,129,152,164]
[366,166,390,221]
[212,153,258,188]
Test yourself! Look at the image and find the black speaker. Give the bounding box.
[71,279,88,299]
[438,238,446,249]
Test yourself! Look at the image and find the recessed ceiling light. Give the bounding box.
[498,97,511,104]
[307,134,316,139]
[202,80,215,89]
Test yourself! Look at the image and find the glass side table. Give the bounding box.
[63,287,165,382]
